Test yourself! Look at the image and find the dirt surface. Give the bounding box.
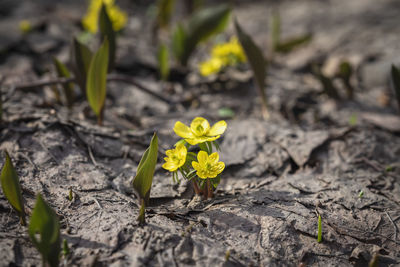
[1,0,400,266]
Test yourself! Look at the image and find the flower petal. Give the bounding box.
[190,117,210,136]
[207,120,227,136]
[197,151,208,165]
[174,121,194,139]
[192,161,200,171]
[162,162,178,172]
[214,162,225,174]
[186,135,219,145]
[208,152,219,163]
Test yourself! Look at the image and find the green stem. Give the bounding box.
[137,199,146,226]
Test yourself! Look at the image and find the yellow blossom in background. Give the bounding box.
[199,57,224,76]
[174,117,227,145]
[162,144,187,172]
[192,151,225,179]
[199,36,246,76]
[19,20,32,34]
[82,0,128,33]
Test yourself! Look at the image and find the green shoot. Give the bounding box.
[225,249,231,261]
[312,64,340,99]
[86,38,109,125]
[0,151,26,226]
[62,239,70,258]
[156,0,176,29]
[385,165,393,172]
[358,190,364,198]
[369,253,379,267]
[349,113,358,126]
[132,133,159,225]
[28,194,61,267]
[68,188,73,201]
[100,3,116,72]
[53,58,75,108]
[275,34,312,53]
[317,215,322,243]
[218,107,235,119]
[173,4,231,66]
[157,43,170,81]
[71,37,93,93]
[235,19,269,119]
[391,65,400,114]
[338,61,354,99]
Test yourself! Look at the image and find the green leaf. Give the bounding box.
[62,239,70,257]
[391,65,400,112]
[156,0,175,29]
[157,43,169,81]
[71,37,93,92]
[235,19,268,117]
[172,23,187,64]
[312,64,340,99]
[132,133,159,205]
[28,194,61,267]
[180,4,231,66]
[86,38,109,120]
[275,33,312,53]
[99,4,116,72]
[270,10,281,51]
[53,58,74,108]
[0,151,25,225]
[211,175,220,189]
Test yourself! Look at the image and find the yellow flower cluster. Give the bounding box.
[82,0,128,33]
[162,117,226,179]
[199,37,246,76]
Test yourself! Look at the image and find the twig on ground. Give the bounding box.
[12,74,175,105]
[385,211,398,241]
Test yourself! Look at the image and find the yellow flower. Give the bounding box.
[174,117,227,145]
[19,20,32,34]
[162,144,187,172]
[199,36,246,76]
[192,151,225,179]
[199,57,224,76]
[82,0,128,33]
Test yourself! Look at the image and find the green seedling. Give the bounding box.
[157,43,170,81]
[172,4,231,66]
[71,37,93,93]
[269,10,312,54]
[62,239,70,258]
[369,253,379,267]
[349,113,358,126]
[68,188,73,201]
[235,19,269,119]
[358,190,364,198]
[312,64,340,100]
[317,214,322,243]
[163,117,226,199]
[100,3,116,72]
[156,0,176,29]
[132,133,159,225]
[0,151,26,225]
[225,249,231,261]
[29,194,61,267]
[86,38,109,125]
[385,165,393,172]
[53,58,75,108]
[391,65,400,114]
[337,61,354,99]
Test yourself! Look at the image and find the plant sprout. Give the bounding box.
[53,57,75,108]
[82,0,127,34]
[391,64,400,114]
[157,43,170,81]
[132,133,159,225]
[86,38,109,125]
[163,117,227,199]
[235,19,269,119]
[172,4,231,67]
[317,214,322,243]
[0,151,26,225]
[28,193,61,267]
